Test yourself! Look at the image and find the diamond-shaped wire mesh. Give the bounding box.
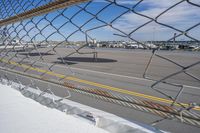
[0,0,200,130]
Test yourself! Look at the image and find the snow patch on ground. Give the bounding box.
[0,83,109,133]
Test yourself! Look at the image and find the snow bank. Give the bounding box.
[0,83,108,133]
[0,81,164,133]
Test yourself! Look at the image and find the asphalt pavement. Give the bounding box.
[0,47,200,133]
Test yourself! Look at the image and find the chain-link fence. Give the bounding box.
[0,0,200,131]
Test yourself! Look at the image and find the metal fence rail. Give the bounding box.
[0,0,200,130]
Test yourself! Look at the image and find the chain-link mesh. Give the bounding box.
[0,0,200,131]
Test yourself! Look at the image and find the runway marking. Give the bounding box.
[71,67,148,81]
[70,67,200,90]
[18,57,200,90]
[32,60,200,90]
[1,58,200,111]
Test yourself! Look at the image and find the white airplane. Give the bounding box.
[145,43,158,49]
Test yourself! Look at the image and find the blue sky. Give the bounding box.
[1,0,200,42]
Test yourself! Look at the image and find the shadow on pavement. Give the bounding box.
[58,57,117,63]
[20,52,54,56]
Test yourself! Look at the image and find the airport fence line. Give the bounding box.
[0,0,200,128]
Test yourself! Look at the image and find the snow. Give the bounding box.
[0,81,164,133]
[0,83,109,133]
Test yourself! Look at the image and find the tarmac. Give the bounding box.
[0,47,200,133]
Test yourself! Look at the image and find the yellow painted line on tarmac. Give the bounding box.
[1,58,200,111]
